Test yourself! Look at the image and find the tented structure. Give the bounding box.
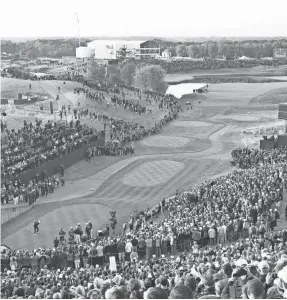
[87,40,145,60]
[166,83,208,99]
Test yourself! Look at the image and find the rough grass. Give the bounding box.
[165,64,287,82]
[182,83,287,108]
[65,156,124,181]
[136,137,210,155]
[1,78,51,99]
[249,87,287,105]
[1,115,46,131]
[134,115,221,155]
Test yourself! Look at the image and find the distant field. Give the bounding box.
[27,65,50,73]
[183,82,287,108]
[165,65,287,82]
[250,87,287,105]
[1,78,51,98]
[46,65,68,74]
[266,76,287,80]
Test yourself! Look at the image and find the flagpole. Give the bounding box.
[76,13,80,48]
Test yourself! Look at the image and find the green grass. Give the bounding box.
[65,156,125,181]
[1,78,51,99]
[1,115,46,131]
[1,204,111,250]
[134,116,220,155]
[184,83,287,108]
[165,64,287,82]
[250,87,287,105]
[135,137,210,155]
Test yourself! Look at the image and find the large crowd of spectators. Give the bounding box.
[1,146,287,299]
[85,110,179,158]
[108,110,179,145]
[1,74,181,189]
[1,68,56,80]
[1,119,101,179]
[152,58,287,73]
[70,79,182,157]
[2,59,287,299]
[231,147,287,169]
[1,173,65,206]
[189,77,286,84]
[73,78,180,116]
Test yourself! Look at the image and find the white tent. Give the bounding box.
[30,72,50,78]
[166,83,208,99]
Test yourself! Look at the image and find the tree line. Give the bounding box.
[1,39,91,58]
[88,60,167,94]
[2,38,287,60]
[163,39,287,59]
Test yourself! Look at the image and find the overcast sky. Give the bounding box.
[1,0,287,38]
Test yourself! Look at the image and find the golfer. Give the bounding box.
[33,220,40,235]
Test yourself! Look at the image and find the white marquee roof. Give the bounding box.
[30,72,50,77]
[87,40,145,49]
[166,83,208,99]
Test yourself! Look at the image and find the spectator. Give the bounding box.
[170,285,193,299]
[145,287,168,299]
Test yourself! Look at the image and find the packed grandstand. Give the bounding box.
[1,142,287,299]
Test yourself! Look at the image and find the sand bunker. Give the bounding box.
[173,121,211,127]
[141,135,190,148]
[123,160,185,187]
[217,114,260,122]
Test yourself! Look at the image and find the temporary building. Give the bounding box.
[166,83,208,99]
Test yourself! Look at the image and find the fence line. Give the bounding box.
[1,206,32,225]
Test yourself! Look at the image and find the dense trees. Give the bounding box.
[1,39,91,58]
[88,61,167,93]
[176,45,188,57]
[88,62,106,81]
[26,47,41,58]
[161,39,287,59]
[134,65,167,93]
[120,62,136,86]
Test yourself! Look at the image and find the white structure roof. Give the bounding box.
[30,72,50,77]
[87,40,145,48]
[76,47,94,58]
[166,83,208,99]
[86,40,147,60]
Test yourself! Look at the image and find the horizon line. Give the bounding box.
[2,35,287,39]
